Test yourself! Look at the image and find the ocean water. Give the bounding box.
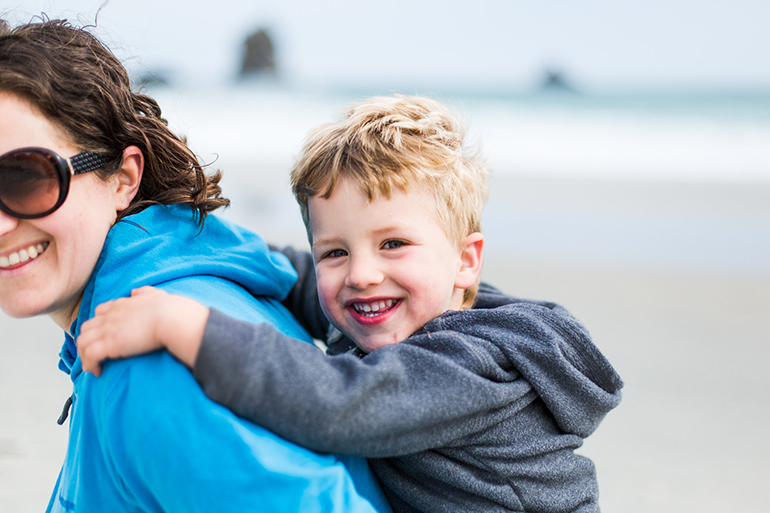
[148,86,770,279]
[150,86,770,181]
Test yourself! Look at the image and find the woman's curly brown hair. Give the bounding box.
[0,18,229,224]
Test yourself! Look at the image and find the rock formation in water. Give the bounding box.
[240,29,276,77]
[134,70,171,89]
[540,69,577,93]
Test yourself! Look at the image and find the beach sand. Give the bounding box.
[1,175,769,512]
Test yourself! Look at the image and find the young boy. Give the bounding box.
[78,95,623,512]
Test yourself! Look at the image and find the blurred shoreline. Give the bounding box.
[2,173,769,512]
[219,170,770,279]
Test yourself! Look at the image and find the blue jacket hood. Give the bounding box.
[59,205,299,376]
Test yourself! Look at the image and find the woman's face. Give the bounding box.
[0,92,121,330]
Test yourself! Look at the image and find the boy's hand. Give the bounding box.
[77,287,209,376]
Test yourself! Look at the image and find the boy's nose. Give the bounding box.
[345,254,384,290]
[0,209,20,238]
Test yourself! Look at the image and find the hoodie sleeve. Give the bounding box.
[434,302,623,438]
[194,307,573,458]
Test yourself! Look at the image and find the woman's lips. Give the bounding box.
[0,242,49,269]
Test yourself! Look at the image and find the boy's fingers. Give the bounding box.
[93,300,115,316]
[79,342,104,377]
[81,356,102,377]
[131,286,157,297]
[83,359,102,377]
[79,315,107,337]
[79,316,97,333]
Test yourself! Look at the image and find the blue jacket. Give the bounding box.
[47,205,390,513]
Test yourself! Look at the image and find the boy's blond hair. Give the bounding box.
[291,94,489,307]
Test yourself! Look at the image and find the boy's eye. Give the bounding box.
[382,239,407,250]
[324,249,348,259]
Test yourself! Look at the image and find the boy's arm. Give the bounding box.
[78,287,208,375]
[194,309,534,458]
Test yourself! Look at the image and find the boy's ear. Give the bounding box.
[113,145,144,211]
[455,232,484,290]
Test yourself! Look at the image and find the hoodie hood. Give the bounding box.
[429,285,623,438]
[59,205,298,377]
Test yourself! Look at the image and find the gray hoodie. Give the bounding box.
[194,251,623,513]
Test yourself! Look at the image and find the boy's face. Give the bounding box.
[309,177,475,353]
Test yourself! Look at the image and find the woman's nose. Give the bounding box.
[345,253,384,290]
[0,209,20,237]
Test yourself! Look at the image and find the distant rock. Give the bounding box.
[540,69,577,93]
[133,70,172,89]
[240,29,276,77]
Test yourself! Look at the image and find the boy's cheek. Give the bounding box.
[315,276,339,317]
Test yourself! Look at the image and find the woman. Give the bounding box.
[0,18,389,512]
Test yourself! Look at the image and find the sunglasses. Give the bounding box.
[0,147,110,219]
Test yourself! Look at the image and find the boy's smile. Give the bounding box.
[309,177,481,353]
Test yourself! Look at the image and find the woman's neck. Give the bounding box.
[49,297,83,336]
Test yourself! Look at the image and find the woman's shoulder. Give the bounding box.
[95,206,298,307]
[86,350,196,411]
[87,350,295,446]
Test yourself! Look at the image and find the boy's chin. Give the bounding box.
[353,335,403,354]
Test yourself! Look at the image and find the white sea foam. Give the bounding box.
[471,106,770,182]
[152,86,770,184]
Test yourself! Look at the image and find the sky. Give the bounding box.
[4,0,770,93]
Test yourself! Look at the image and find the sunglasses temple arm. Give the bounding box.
[68,153,111,176]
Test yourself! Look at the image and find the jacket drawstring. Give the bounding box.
[57,395,73,425]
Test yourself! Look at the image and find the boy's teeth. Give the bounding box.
[0,243,48,268]
[354,299,395,316]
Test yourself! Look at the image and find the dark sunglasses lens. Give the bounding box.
[0,151,62,217]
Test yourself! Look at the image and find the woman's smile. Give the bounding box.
[0,93,121,328]
[0,241,49,269]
